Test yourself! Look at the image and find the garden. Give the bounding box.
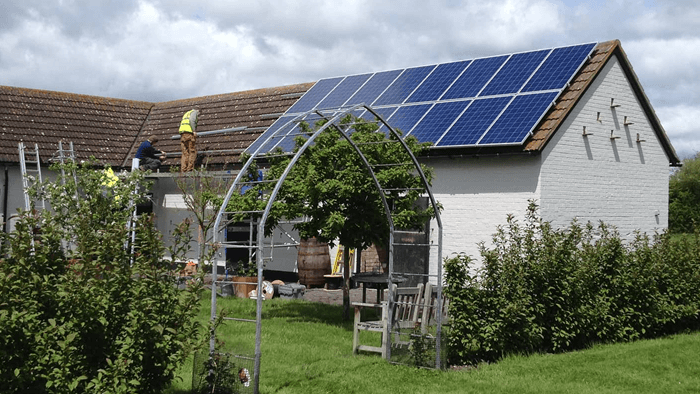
[3,147,700,393]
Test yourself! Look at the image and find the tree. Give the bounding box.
[230,115,437,319]
[174,168,233,268]
[0,160,204,394]
[669,152,700,233]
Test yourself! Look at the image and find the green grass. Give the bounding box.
[166,292,700,393]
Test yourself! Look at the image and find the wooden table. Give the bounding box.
[353,273,406,304]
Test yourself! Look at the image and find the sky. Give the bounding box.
[1,0,698,158]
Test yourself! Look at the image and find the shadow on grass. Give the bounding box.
[262,300,364,329]
[211,294,382,330]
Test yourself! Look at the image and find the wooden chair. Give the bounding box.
[420,283,450,335]
[352,283,424,359]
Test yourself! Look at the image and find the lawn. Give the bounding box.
[166,291,700,393]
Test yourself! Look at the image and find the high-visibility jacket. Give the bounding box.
[179,109,199,134]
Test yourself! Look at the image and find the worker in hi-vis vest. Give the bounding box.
[179,109,199,172]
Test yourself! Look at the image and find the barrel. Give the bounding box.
[297,237,331,287]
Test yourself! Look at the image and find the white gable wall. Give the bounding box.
[539,55,669,237]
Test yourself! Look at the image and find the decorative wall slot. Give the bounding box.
[624,116,634,126]
[610,98,620,108]
[636,133,646,143]
[597,112,602,122]
[610,130,620,140]
[582,126,593,136]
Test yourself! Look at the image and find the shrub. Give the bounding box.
[445,201,700,366]
[0,161,204,393]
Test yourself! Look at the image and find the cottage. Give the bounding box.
[0,40,679,276]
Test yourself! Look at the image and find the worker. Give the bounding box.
[179,109,200,172]
[134,136,166,171]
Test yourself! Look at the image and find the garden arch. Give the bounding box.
[212,103,444,392]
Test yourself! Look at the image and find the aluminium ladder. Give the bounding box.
[18,142,46,211]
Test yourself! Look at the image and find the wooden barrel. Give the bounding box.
[297,237,331,287]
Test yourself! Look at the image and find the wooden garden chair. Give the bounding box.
[352,283,424,359]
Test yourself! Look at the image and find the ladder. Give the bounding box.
[332,245,355,275]
[18,142,45,211]
[53,141,79,188]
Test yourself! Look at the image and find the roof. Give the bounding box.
[0,86,152,164]
[124,83,313,168]
[0,40,680,167]
[0,83,312,168]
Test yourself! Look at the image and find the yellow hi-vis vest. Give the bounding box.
[179,110,196,133]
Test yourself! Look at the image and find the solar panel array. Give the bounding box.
[248,43,596,154]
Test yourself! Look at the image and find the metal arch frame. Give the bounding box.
[211,103,444,392]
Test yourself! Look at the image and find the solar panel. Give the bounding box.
[479,92,559,145]
[406,60,470,103]
[386,104,432,135]
[522,43,596,92]
[316,73,373,109]
[373,66,434,106]
[479,50,549,96]
[409,101,471,143]
[437,97,512,146]
[441,55,508,100]
[251,42,596,153]
[345,70,402,106]
[286,77,342,114]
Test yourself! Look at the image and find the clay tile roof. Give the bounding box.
[0,86,153,165]
[524,40,680,165]
[125,83,313,168]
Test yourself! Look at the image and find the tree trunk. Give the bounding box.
[342,246,351,321]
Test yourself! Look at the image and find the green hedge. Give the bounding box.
[0,162,203,394]
[445,202,700,366]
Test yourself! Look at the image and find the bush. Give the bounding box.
[445,201,700,366]
[0,161,204,393]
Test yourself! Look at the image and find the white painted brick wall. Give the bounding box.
[424,154,542,278]
[539,55,670,238]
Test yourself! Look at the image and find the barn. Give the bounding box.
[0,39,680,275]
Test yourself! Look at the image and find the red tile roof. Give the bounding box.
[0,86,152,165]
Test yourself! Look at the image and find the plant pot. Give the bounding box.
[232,276,258,298]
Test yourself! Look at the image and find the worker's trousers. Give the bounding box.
[180,132,197,172]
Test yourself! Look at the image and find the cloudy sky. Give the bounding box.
[1,0,698,157]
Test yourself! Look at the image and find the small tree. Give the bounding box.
[173,168,233,269]
[230,115,437,319]
[0,160,204,394]
[669,152,700,233]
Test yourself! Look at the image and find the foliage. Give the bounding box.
[228,115,436,249]
[173,168,233,268]
[445,201,700,366]
[0,160,205,393]
[669,152,700,233]
[227,115,438,318]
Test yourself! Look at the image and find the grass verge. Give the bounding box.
[166,291,700,393]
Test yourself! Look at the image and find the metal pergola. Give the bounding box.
[210,104,444,393]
